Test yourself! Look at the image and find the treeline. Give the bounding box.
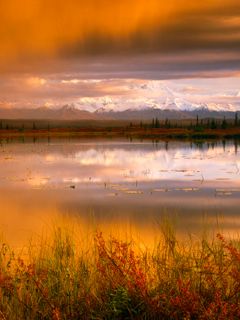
[0,113,239,131]
[0,120,51,131]
[132,112,240,130]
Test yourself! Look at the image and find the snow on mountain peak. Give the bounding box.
[57,81,240,114]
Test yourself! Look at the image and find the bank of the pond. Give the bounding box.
[0,227,239,319]
[0,127,240,141]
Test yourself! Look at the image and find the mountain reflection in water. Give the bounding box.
[0,138,239,247]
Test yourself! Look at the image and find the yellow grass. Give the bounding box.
[0,217,239,319]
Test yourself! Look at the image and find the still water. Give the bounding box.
[0,138,239,247]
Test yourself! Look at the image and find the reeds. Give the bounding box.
[0,225,239,319]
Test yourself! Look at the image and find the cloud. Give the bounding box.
[26,77,47,87]
[1,77,239,112]
[0,0,240,68]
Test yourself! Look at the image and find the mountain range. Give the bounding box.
[0,104,238,121]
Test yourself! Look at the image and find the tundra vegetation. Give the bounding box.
[0,114,240,140]
[0,223,239,319]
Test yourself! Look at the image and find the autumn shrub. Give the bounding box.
[0,228,239,319]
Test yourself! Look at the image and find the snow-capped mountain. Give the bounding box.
[0,103,237,120]
[86,83,240,114]
[0,83,239,120]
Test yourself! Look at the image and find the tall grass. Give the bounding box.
[0,224,240,319]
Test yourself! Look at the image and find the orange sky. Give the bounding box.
[0,0,240,65]
[0,0,240,109]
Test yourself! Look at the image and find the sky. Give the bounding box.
[0,0,240,111]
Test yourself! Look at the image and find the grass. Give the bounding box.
[0,224,240,319]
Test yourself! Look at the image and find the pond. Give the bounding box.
[0,138,239,247]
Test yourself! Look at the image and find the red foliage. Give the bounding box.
[95,232,149,298]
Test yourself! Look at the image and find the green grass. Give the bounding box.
[0,225,240,319]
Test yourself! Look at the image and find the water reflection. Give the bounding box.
[0,138,239,246]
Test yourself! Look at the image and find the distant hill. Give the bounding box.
[0,105,102,120]
[0,104,238,121]
[104,108,238,120]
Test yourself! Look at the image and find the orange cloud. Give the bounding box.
[0,0,239,65]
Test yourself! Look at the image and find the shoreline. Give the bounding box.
[0,127,240,140]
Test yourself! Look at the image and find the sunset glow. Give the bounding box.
[0,0,239,112]
[0,1,239,61]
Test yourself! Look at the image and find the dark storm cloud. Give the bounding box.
[60,1,240,57]
[1,51,240,80]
